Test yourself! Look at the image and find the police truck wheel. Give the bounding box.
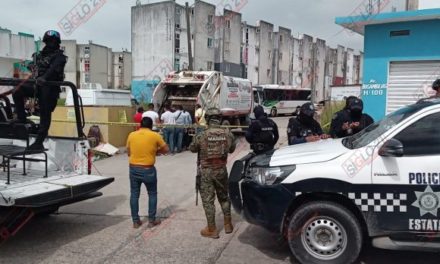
[287,201,362,264]
[270,108,277,117]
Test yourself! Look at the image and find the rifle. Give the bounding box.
[195,151,201,206]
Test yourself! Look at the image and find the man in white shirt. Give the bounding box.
[142,103,160,131]
[161,104,176,154]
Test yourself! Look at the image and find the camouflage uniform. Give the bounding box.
[189,110,236,227]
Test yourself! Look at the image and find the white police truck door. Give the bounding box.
[371,111,440,233]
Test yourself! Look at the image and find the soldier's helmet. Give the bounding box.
[205,108,222,123]
[205,108,221,116]
[43,30,61,44]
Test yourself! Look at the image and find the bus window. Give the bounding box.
[253,91,260,103]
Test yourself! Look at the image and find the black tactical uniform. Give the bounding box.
[329,96,357,138]
[330,98,373,138]
[245,105,279,154]
[287,103,323,145]
[13,30,67,150]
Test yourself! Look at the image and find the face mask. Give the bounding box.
[299,113,314,126]
[350,110,362,121]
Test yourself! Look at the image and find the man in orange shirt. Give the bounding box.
[126,117,169,228]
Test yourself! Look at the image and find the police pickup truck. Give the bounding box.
[229,98,440,264]
[0,78,114,241]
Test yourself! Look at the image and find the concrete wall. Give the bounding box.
[0,30,34,77]
[113,51,132,89]
[257,21,274,84]
[77,43,111,88]
[335,45,345,84]
[292,37,302,88]
[214,9,242,77]
[301,34,313,88]
[242,23,259,84]
[276,27,292,85]
[345,48,355,84]
[131,1,175,82]
[193,0,216,71]
[314,38,326,102]
[60,40,78,88]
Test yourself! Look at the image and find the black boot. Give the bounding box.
[28,139,45,151]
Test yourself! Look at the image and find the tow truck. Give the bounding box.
[229,98,440,264]
[0,78,114,242]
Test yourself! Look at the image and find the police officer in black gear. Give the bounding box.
[331,98,373,138]
[287,103,330,145]
[329,96,357,138]
[245,105,279,154]
[13,30,67,150]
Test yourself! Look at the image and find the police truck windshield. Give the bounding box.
[343,104,428,149]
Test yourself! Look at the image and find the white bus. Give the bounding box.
[253,85,312,117]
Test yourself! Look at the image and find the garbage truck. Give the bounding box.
[152,71,253,127]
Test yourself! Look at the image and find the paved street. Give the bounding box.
[1,116,440,263]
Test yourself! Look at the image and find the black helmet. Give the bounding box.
[300,103,315,118]
[348,98,363,112]
[345,96,358,109]
[253,105,265,119]
[432,79,440,91]
[43,30,61,44]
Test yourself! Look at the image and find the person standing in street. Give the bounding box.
[245,105,279,154]
[161,104,176,155]
[126,117,169,229]
[189,108,236,239]
[142,103,160,131]
[287,103,330,145]
[195,104,206,133]
[12,30,67,150]
[133,107,144,130]
[174,105,186,153]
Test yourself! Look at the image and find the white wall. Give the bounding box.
[243,24,259,85]
[345,48,355,85]
[277,27,292,85]
[193,1,216,71]
[314,38,326,102]
[292,37,302,88]
[257,21,274,84]
[132,2,175,82]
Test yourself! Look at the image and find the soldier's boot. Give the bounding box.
[224,216,233,234]
[200,225,219,239]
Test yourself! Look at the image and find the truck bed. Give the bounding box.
[0,167,113,207]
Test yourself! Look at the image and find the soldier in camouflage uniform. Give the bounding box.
[190,108,236,239]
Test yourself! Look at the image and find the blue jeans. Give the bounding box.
[129,166,158,223]
[174,128,184,152]
[163,127,175,153]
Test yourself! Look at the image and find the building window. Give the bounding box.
[208,15,213,24]
[279,52,283,60]
[268,32,273,40]
[279,35,283,43]
[175,58,180,71]
[175,23,180,29]
[207,61,213,71]
[226,20,231,29]
[175,47,180,53]
[207,38,213,48]
[225,64,230,72]
[175,33,180,40]
[267,69,271,77]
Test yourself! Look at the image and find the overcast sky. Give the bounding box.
[0,0,439,53]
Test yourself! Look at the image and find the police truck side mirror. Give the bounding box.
[379,138,404,157]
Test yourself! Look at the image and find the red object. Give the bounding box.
[134,112,143,130]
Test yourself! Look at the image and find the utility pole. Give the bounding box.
[185,2,193,70]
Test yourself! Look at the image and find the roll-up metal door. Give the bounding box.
[387,61,440,114]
